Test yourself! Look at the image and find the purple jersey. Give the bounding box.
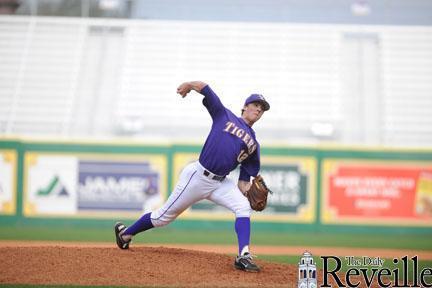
[198,85,260,181]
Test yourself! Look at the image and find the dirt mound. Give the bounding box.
[0,245,296,287]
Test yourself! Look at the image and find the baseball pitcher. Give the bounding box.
[115,81,270,272]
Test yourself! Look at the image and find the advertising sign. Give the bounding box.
[0,150,17,215]
[173,153,317,222]
[78,160,161,212]
[24,153,167,217]
[322,159,432,225]
[25,154,78,215]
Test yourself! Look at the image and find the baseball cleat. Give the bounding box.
[234,253,260,272]
[114,222,131,250]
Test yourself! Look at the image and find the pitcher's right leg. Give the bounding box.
[115,161,216,249]
[150,162,203,227]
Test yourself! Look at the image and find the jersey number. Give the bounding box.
[237,149,249,163]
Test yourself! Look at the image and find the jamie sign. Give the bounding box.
[78,160,160,211]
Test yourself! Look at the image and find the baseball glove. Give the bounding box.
[246,175,272,211]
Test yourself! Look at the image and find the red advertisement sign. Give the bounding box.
[326,163,432,220]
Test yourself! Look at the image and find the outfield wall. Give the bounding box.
[0,138,431,234]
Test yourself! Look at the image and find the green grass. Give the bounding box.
[0,225,431,251]
[251,230,432,250]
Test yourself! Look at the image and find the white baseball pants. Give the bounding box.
[150,161,251,227]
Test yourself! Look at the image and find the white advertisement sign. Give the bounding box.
[0,150,16,215]
[25,154,78,215]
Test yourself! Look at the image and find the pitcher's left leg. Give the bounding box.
[208,179,252,253]
[208,179,260,272]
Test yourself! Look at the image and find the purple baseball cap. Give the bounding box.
[244,94,270,111]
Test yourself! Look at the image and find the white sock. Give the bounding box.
[240,245,249,256]
[122,234,132,242]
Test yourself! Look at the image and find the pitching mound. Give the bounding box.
[1,245,296,287]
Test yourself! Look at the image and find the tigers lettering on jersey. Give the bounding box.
[224,121,257,154]
[199,85,260,178]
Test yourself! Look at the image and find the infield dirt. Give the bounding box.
[0,243,391,288]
